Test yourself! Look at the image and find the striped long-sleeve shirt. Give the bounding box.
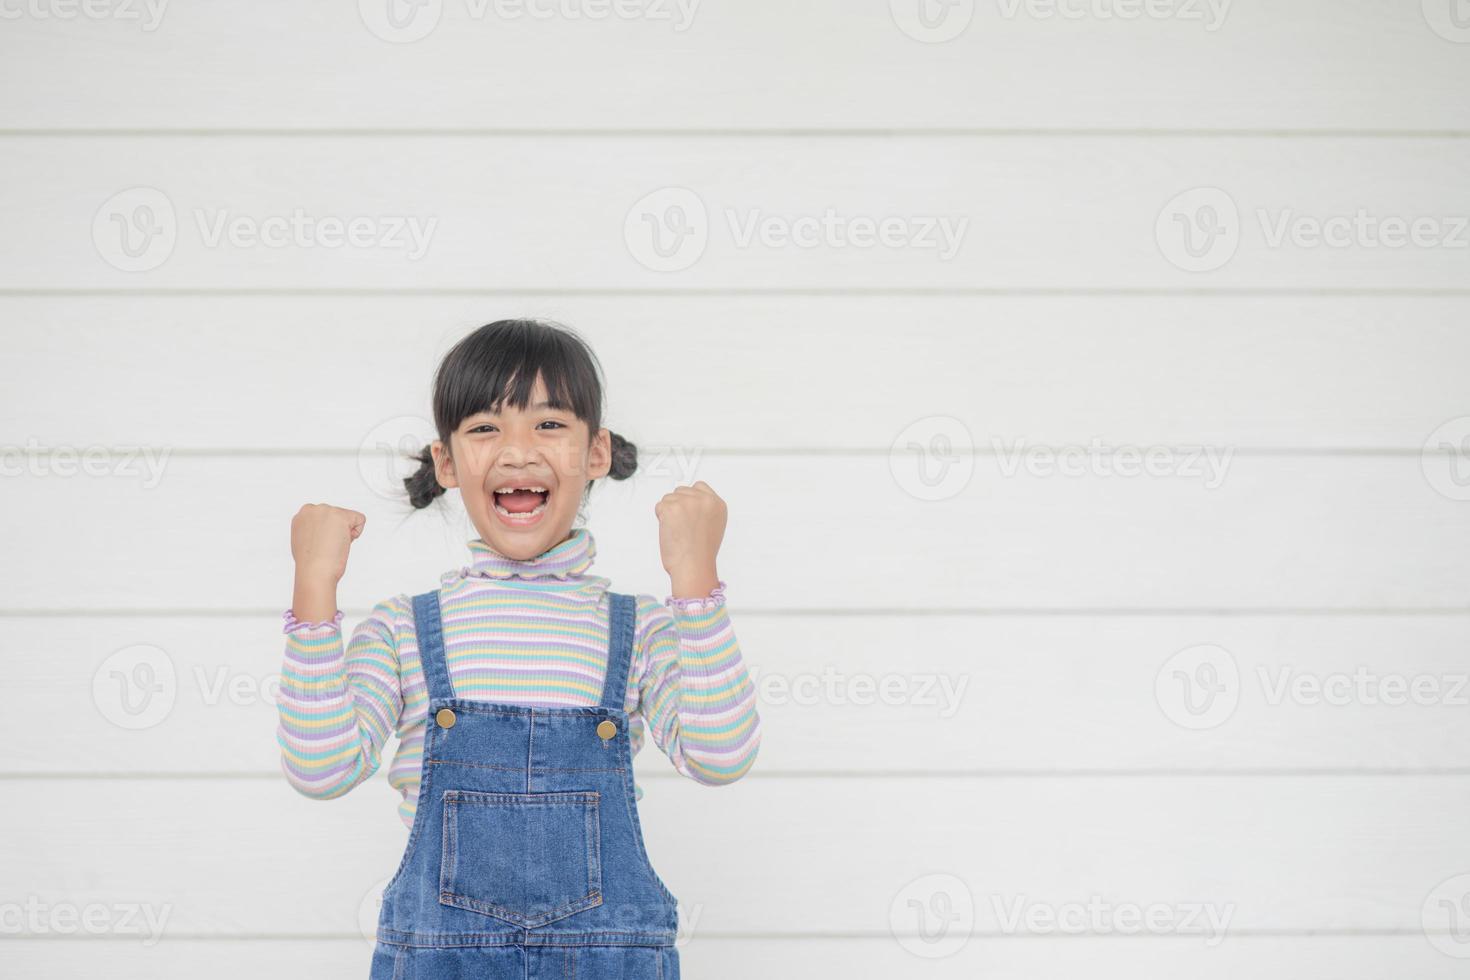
[275,527,761,829]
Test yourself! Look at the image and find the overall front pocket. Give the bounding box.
[439,789,603,928]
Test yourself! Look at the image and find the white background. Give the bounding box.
[3,1,1470,977]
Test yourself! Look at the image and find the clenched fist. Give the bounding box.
[654,481,726,599]
[290,504,366,621]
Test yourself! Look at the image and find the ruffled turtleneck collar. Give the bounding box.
[459,527,596,581]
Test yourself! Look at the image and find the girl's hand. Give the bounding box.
[655,481,725,599]
[291,503,367,586]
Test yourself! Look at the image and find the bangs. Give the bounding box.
[434,319,604,434]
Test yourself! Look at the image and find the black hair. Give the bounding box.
[404,318,637,509]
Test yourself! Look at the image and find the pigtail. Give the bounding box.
[403,442,447,509]
[607,430,638,481]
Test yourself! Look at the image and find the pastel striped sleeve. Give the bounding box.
[630,587,762,788]
[275,596,407,800]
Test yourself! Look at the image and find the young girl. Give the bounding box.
[275,318,762,979]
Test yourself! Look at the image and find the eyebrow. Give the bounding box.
[473,400,561,418]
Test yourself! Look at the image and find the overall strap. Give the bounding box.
[598,592,637,710]
[411,589,456,703]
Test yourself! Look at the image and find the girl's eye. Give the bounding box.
[466,422,563,433]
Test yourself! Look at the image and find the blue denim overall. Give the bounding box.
[369,587,681,979]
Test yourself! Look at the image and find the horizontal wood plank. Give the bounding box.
[2,777,1466,934]
[0,2,1466,131]
[4,455,1465,610]
[5,138,1468,289]
[4,295,1469,450]
[8,614,1470,774]
[3,936,1466,980]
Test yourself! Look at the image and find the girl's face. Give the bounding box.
[431,374,612,560]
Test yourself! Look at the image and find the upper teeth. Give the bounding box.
[495,487,546,493]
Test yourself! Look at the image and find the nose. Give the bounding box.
[494,431,542,467]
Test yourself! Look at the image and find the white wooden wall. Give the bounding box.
[4,2,1470,977]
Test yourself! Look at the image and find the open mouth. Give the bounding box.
[492,486,551,525]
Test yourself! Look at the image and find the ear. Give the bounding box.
[431,438,459,489]
[587,427,612,480]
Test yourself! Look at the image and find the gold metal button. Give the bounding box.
[596,720,617,740]
[436,708,457,729]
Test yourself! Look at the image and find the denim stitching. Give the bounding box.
[586,790,602,901]
[378,736,433,906]
[432,702,619,718]
[374,602,444,914]
[444,789,599,806]
[617,748,679,907]
[429,759,626,774]
[439,785,456,909]
[376,926,678,947]
[525,707,536,792]
[438,790,602,928]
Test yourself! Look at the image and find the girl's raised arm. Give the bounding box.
[275,504,404,800]
[632,587,763,789]
[631,480,762,789]
[276,598,405,799]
